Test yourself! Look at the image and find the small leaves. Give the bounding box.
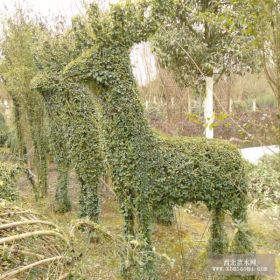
[32,26,105,221]
[63,1,254,276]
[152,0,260,90]
[0,161,19,201]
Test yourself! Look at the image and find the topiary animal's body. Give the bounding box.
[65,2,254,278]
[32,33,104,221]
[42,83,103,220]
[43,89,72,213]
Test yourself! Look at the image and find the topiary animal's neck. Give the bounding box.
[96,56,156,157]
[101,83,153,141]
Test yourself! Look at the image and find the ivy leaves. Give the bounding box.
[63,3,254,276]
[32,26,105,220]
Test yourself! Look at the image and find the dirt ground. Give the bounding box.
[17,166,280,280]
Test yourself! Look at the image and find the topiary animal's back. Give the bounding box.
[151,136,247,211]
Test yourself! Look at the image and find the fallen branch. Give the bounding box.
[73,220,116,243]
[0,230,67,245]
[0,246,46,259]
[0,210,32,216]
[0,220,57,230]
[0,255,65,280]
[0,200,73,279]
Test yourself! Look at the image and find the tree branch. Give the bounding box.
[0,230,67,245]
[0,220,56,230]
[0,255,65,280]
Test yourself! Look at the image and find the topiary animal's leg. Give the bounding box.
[135,203,157,280]
[120,203,136,279]
[78,176,88,218]
[84,180,101,243]
[76,171,101,221]
[77,174,101,242]
[231,206,254,254]
[55,163,71,213]
[85,179,100,222]
[123,205,135,239]
[208,208,229,256]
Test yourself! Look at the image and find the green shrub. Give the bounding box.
[4,127,21,154]
[260,154,280,172]
[233,100,248,112]
[0,162,19,201]
[0,113,8,147]
[248,154,280,216]
[256,94,276,108]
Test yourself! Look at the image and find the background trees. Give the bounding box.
[152,0,259,138]
[237,0,280,109]
[260,1,280,108]
[234,0,280,144]
[0,10,49,199]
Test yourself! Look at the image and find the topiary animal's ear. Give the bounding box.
[87,3,103,37]
[110,0,157,47]
[71,15,94,50]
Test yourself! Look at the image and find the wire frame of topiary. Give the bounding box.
[0,200,72,280]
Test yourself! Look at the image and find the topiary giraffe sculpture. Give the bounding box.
[64,1,254,278]
[31,29,105,221]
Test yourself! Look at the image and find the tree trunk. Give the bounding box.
[229,97,233,113]
[252,98,257,112]
[227,76,232,113]
[11,96,27,160]
[26,92,49,199]
[187,90,192,114]
[204,76,214,139]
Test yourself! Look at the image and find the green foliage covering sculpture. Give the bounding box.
[31,28,105,221]
[64,1,254,279]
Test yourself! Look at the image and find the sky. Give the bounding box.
[0,0,157,85]
[0,0,118,23]
[0,0,74,16]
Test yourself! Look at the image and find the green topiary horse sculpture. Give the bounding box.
[64,2,254,279]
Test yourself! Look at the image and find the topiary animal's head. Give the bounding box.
[63,0,159,91]
[31,26,78,97]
